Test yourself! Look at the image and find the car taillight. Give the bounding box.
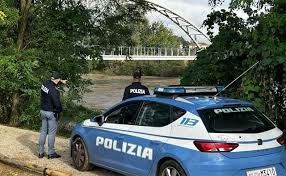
[277,134,285,145]
[194,141,239,152]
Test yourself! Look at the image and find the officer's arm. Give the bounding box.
[146,88,150,95]
[50,88,62,113]
[122,87,128,101]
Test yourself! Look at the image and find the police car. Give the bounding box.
[70,86,286,176]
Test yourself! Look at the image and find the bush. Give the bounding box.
[17,93,100,136]
[58,97,101,137]
[92,60,187,77]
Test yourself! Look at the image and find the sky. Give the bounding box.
[146,0,232,43]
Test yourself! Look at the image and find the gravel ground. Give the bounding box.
[0,125,120,176]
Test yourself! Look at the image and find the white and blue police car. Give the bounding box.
[70,86,286,176]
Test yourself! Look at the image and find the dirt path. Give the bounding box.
[0,125,120,176]
[82,74,180,110]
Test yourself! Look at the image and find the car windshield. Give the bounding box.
[198,106,275,133]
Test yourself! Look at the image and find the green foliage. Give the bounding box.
[0,0,98,127]
[18,95,41,129]
[0,0,194,133]
[0,1,18,47]
[131,21,182,47]
[27,0,97,82]
[57,95,100,136]
[0,48,41,125]
[93,19,187,76]
[1,0,161,133]
[93,1,148,47]
[90,8,187,76]
[181,10,249,86]
[182,0,286,119]
[18,93,101,135]
[0,54,40,93]
[101,61,186,77]
[208,0,272,9]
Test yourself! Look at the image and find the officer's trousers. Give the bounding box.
[38,110,58,155]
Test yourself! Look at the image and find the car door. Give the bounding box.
[124,101,172,176]
[92,101,142,172]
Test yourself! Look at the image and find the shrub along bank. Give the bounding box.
[90,60,187,77]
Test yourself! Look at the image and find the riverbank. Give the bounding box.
[0,162,36,176]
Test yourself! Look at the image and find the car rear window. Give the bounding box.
[198,106,275,133]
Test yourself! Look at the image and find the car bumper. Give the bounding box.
[187,149,286,176]
[155,144,286,176]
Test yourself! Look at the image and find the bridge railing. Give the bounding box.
[101,46,197,56]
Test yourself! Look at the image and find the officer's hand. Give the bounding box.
[60,79,68,85]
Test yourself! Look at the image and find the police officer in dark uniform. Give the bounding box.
[38,71,67,159]
[123,69,150,100]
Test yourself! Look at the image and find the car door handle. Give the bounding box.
[151,140,161,145]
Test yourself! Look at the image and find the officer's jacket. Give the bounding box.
[40,80,62,113]
[123,82,150,101]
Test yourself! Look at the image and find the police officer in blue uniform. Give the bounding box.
[123,69,150,100]
[38,71,67,159]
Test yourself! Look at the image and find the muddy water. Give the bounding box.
[0,162,36,176]
[81,74,180,111]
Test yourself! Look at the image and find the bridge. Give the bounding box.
[100,46,197,60]
[89,0,211,60]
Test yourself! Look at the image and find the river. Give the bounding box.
[81,74,180,110]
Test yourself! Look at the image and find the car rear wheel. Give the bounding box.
[158,160,186,176]
[72,137,91,171]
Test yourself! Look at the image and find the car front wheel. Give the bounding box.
[158,160,186,176]
[72,137,91,171]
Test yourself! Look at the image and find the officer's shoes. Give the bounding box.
[48,153,61,159]
[38,153,45,158]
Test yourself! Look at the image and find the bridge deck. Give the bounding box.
[97,46,197,60]
[101,55,196,60]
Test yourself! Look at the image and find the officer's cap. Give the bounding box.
[51,71,61,80]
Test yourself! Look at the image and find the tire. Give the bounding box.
[72,137,92,171]
[158,160,187,176]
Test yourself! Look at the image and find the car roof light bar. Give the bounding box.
[184,86,217,93]
[154,87,186,94]
[154,86,224,96]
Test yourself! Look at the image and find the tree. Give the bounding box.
[0,1,18,46]
[208,0,269,8]
[92,1,148,47]
[0,0,94,125]
[181,10,249,86]
[182,0,286,121]
[0,0,150,127]
[16,0,32,49]
[130,20,182,48]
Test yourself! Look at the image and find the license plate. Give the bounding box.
[246,167,277,176]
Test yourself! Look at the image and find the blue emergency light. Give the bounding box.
[154,87,186,94]
[154,86,224,96]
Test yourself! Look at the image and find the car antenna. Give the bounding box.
[214,61,260,97]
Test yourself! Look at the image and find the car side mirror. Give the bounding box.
[93,115,104,126]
